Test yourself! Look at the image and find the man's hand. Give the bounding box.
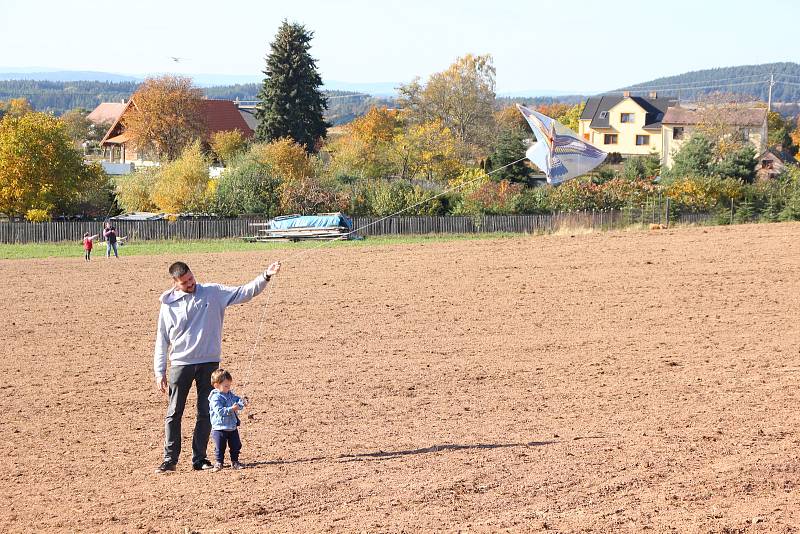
[156,375,167,394]
[265,261,281,277]
[231,404,241,412]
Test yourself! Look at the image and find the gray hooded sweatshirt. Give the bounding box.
[153,274,269,379]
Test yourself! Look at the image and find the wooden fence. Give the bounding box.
[0,210,714,244]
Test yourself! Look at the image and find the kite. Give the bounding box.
[516,104,607,185]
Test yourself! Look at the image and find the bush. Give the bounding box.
[25,208,50,222]
[515,187,550,214]
[215,154,280,217]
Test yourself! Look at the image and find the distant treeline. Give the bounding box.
[0,80,138,113]
[0,80,396,124]
[617,62,800,103]
[496,95,586,107]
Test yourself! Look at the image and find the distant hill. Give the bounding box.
[615,62,800,103]
[0,70,139,83]
[3,62,800,122]
[0,79,393,125]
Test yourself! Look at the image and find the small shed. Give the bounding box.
[756,149,787,181]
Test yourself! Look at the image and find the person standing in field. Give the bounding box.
[82,232,99,261]
[103,221,120,258]
[153,260,281,473]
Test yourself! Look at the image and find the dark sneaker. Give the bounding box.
[231,461,244,470]
[192,459,214,471]
[155,461,176,473]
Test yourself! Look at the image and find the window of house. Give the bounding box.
[635,135,650,146]
[604,134,618,144]
[673,127,684,140]
[599,111,609,119]
[620,113,634,123]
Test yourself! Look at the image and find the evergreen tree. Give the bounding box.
[713,144,757,183]
[489,129,532,184]
[667,134,714,179]
[256,21,330,152]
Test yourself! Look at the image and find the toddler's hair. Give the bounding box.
[83,232,90,237]
[211,368,233,386]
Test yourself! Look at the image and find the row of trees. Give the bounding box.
[3,19,800,226]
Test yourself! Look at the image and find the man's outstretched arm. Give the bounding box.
[220,261,281,307]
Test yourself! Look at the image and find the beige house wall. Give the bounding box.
[662,125,765,168]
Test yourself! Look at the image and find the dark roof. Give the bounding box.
[662,105,767,126]
[202,100,254,138]
[631,97,676,130]
[581,95,676,129]
[581,96,622,128]
[238,108,258,131]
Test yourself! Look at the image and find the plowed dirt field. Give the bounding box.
[2,223,799,532]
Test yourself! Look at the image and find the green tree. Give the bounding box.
[59,108,94,150]
[622,151,660,180]
[256,20,329,152]
[667,134,714,179]
[713,144,757,183]
[215,154,281,216]
[0,112,101,218]
[489,128,532,184]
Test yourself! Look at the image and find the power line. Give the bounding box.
[604,79,770,95]
[617,73,770,91]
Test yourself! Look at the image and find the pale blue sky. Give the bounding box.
[1,0,797,92]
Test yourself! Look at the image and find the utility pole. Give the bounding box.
[767,73,774,112]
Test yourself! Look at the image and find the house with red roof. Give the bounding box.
[100,99,254,165]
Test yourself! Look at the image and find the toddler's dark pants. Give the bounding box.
[211,429,241,464]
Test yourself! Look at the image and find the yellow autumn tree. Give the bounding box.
[124,76,206,161]
[329,107,400,179]
[0,112,101,219]
[115,167,160,212]
[248,138,336,214]
[150,140,212,213]
[210,130,248,165]
[398,54,496,159]
[391,119,464,181]
[0,98,33,120]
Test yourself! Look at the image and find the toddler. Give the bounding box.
[208,368,247,471]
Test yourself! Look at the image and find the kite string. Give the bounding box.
[281,155,530,264]
[237,155,529,396]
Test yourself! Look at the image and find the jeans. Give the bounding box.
[211,429,242,464]
[85,250,91,261]
[106,241,118,258]
[163,361,219,465]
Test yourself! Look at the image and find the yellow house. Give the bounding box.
[578,92,676,158]
[579,93,768,169]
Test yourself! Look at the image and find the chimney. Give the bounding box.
[649,91,658,99]
[623,91,630,98]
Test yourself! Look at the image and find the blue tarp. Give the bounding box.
[269,213,352,231]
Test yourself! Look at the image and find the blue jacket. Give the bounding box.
[209,389,246,431]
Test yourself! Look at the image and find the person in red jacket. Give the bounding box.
[82,232,99,261]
